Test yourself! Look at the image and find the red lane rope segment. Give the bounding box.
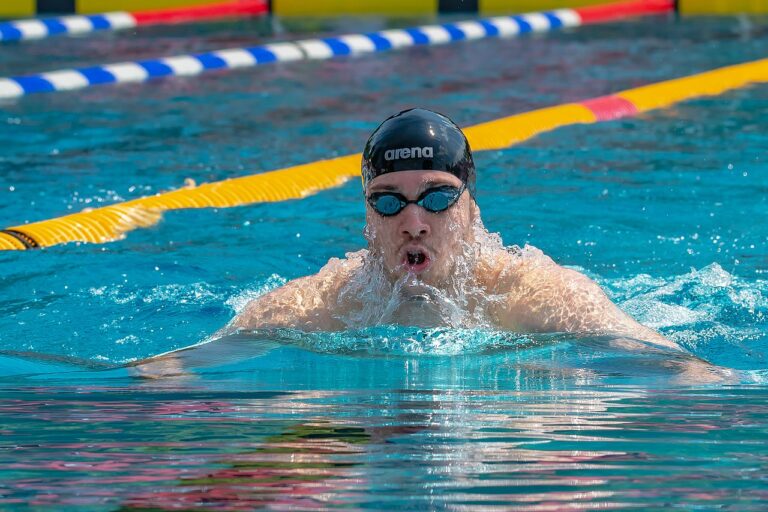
[580,95,639,120]
[575,0,674,23]
[132,0,269,25]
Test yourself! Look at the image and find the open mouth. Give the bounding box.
[403,249,431,273]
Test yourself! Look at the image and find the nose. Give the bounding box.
[399,204,430,239]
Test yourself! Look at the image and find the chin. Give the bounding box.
[383,254,452,287]
[421,272,451,288]
[407,268,448,288]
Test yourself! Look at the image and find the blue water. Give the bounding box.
[1,12,768,510]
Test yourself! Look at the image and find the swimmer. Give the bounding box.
[230,108,683,351]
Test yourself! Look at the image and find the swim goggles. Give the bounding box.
[366,184,466,217]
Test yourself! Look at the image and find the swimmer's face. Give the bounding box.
[365,170,476,287]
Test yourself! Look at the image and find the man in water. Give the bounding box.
[231,108,681,351]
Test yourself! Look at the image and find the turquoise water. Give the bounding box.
[1,12,768,510]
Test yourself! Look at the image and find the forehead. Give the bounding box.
[366,170,463,191]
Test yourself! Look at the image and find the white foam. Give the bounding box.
[622,299,708,329]
[226,274,287,313]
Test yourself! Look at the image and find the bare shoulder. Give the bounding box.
[232,250,366,331]
[486,245,562,295]
[489,246,574,328]
[490,246,680,350]
[311,249,367,285]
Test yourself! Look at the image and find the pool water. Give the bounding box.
[1,12,768,510]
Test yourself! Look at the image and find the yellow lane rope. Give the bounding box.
[3,57,768,251]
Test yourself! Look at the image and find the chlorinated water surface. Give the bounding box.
[1,12,767,510]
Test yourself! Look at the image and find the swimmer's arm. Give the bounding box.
[501,261,681,351]
[132,271,343,378]
[525,266,739,381]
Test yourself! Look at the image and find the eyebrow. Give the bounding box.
[368,179,456,195]
[419,179,451,190]
[368,184,400,192]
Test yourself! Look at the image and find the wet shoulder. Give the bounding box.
[309,250,368,293]
[491,244,558,293]
[316,250,367,278]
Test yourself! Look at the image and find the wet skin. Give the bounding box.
[231,170,682,352]
[135,168,736,383]
[364,171,475,289]
[111,168,730,384]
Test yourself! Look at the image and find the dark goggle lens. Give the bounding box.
[420,187,460,212]
[368,185,464,216]
[372,194,405,216]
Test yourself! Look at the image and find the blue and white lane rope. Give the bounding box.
[0,13,137,42]
[0,0,673,98]
[0,10,582,99]
[0,1,268,43]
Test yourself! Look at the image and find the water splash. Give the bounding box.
[225,274,288,313]
[266,325,546,356]
[335,218,522,330]
[605,263,767,368]
[219,255,768,373]
[89,281,221,306]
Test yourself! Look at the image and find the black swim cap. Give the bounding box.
[362,108,476,197]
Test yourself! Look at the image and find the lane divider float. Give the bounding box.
[0,0,673,100]
[0,0,268,44]
[2,55,766,252]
